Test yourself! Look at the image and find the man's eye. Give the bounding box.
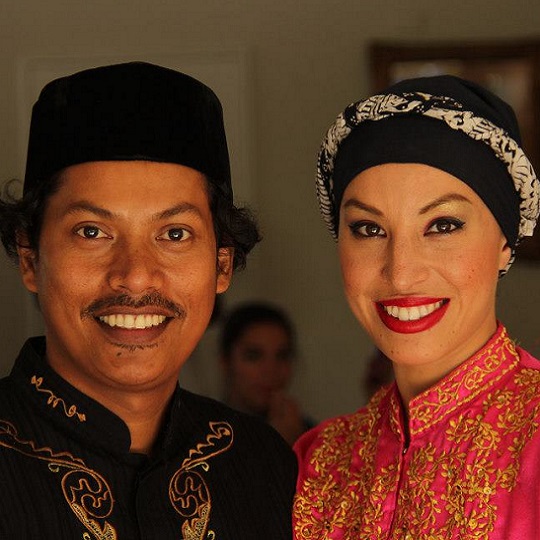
[349,221,386,238]
[159,228,192,242]
[75,226,107,239]
[426,218,465,235]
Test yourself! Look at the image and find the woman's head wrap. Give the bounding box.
[317,75,539,272]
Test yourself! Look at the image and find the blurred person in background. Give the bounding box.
[363,347,394,401]
[220,302,315,444]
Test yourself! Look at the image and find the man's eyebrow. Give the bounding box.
[62,201,203,220]
[63,201,114,219]
[154,203,202,220]
[419,193,472,214]
[342,198,383,216]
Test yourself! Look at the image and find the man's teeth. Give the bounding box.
[382,301,444,322]
[98,314,167,329]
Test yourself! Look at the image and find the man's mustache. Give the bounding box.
[82,293,185,319]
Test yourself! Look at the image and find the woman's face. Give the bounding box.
[223,322,294,415]
[338,163,511,376]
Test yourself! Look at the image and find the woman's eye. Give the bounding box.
[159,228,192,242]
[349,221,386,238]
[242,348,263,362]
[277,349,293,362]
[75,225,107,239]
[426,218,465,235]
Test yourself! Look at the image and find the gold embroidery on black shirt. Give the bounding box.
[31,375,87,422]
[169,421,234,540]
[0,420,116,539]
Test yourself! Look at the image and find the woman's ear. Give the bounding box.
[219,354,230,374]
[16,234,39,293]
[498,238,512,272]
[216,247,234,294]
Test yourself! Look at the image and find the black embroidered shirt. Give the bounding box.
[0,337,297,539]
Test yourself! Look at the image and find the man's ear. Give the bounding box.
[216,247,234,294]
[16,235,38,293]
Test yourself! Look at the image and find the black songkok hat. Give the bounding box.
[317,75,539,271]
[24,61,232,201]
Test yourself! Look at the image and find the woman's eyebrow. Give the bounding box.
[343,193,472,216]
[419,193,472,215]
[342,198,383,216]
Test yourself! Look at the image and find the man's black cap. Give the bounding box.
[24,61,232,200]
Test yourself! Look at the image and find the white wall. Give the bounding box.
[0,0,539,421]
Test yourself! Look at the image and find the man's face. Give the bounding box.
[18,161,233,403]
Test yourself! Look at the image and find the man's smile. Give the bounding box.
[98,314,167,329]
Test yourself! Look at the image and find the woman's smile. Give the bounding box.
[376,297,449,333]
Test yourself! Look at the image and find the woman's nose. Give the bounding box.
[383,236,428,291]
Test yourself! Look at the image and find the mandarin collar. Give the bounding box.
[10,336,187,461]
[388,324,519,439]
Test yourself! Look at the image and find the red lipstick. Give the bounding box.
[376,297,449,334]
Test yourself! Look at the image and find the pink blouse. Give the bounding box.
[294,325,540,539]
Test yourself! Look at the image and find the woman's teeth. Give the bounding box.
[98,314,166,329]
[382,300,444,321]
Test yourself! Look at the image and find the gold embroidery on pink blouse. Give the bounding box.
[294,388,398,539]
[410,330,518,435]
[30,375,87,422]
[169,421,234,540]
[294,331,540,539]
[0,420,116,539]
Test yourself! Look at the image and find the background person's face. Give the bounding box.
[224,322,293,414]
[338,163,511,378]
[18,160,233,403]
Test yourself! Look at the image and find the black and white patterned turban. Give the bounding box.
[316,75,539,272]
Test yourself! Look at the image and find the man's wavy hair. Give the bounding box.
[0,171,260,272]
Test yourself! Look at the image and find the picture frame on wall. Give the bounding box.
[370,40,540,260]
